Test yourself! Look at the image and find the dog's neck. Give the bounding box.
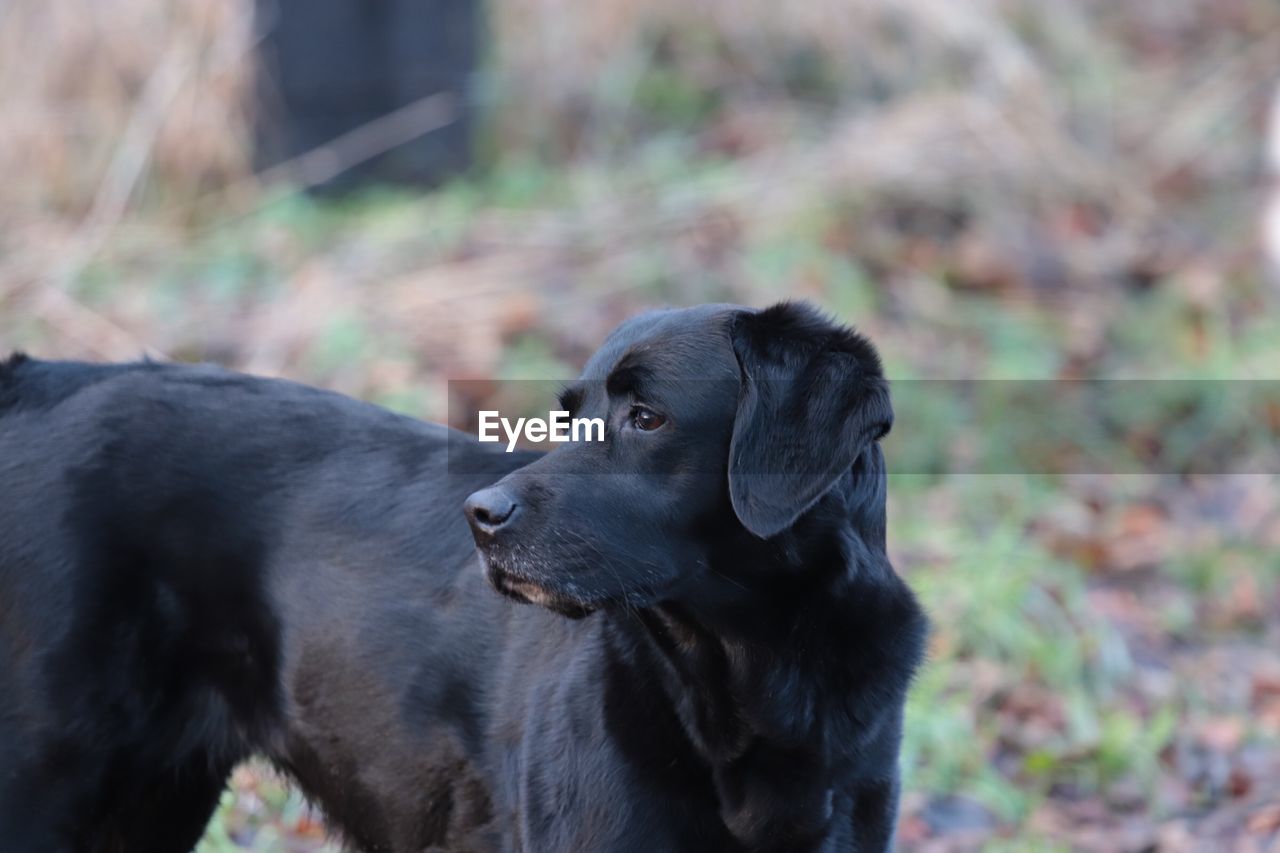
[612,454,919,848]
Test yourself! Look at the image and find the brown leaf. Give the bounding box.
[1198,716,1246,752]
[1246,802,1280,834]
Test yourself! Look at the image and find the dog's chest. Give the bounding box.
[490,636,735,852]
[497,722,731,853]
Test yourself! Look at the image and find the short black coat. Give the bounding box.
[0,301,926,852]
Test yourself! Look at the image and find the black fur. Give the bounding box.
[0,301,926,851]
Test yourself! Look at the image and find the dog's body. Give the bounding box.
[0,302,926,852]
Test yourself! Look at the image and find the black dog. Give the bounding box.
[0,301,925,852]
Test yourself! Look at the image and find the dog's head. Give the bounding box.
[464,301,891,617]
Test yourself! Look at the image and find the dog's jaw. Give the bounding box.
[481,557,597,619]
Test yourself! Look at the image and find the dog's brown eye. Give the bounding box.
[630,407,666,431]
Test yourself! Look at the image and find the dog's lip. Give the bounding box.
[490,568,550,604]
[478,548,673,618]
[484,561,598,619]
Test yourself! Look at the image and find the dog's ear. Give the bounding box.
[727,302,892,539]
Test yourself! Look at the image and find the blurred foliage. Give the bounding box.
[2,0,1280,849]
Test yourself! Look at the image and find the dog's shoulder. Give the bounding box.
[0,350,29,376]
[0,353,169,417]
[0,351,26,410]
[2,355,366,423]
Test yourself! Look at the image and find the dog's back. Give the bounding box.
[0,356,527,852]
[0,356,315,849]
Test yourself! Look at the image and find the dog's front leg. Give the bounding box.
[847,775,900,853]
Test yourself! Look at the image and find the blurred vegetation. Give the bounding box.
[3,0,1280,849]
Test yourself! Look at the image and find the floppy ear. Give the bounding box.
[727,302,892,539]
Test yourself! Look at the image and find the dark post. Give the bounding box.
[253,0,481,191]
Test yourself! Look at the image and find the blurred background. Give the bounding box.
[2,0,1279,849]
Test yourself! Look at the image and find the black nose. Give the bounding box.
[465,487,519,536]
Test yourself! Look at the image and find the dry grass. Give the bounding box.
[2,0,1273,214]
[0,0,1275,385]
[0,0,253,221]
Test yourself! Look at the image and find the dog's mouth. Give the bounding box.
[484,560,597,619]
[478,549,670,619]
